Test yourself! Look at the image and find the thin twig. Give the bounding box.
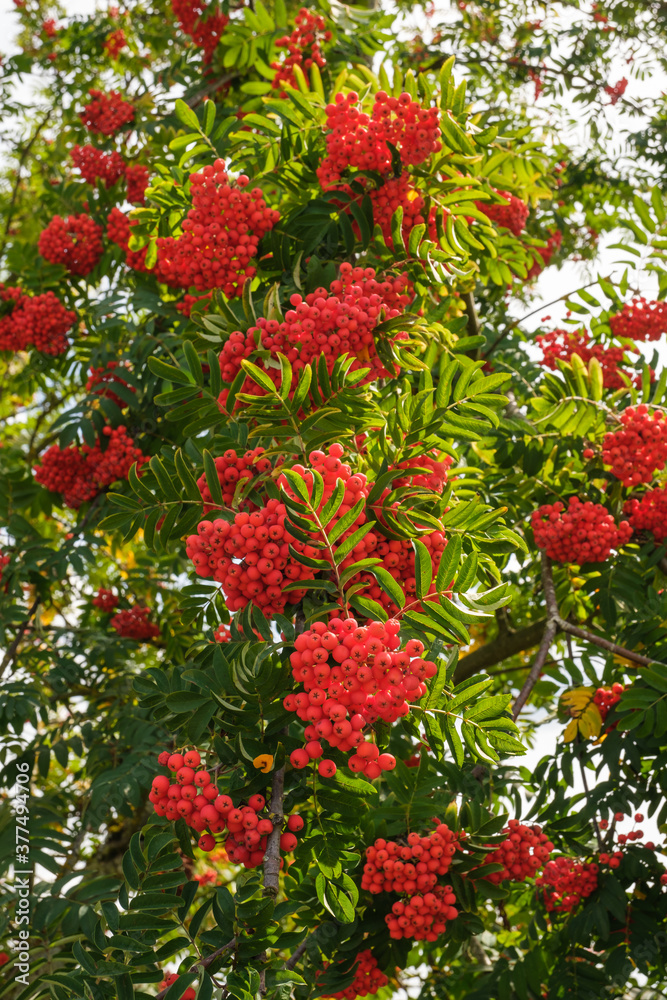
[482,278,608,358]
[285,935,311,970]
[512,552,559,718]
[152,939,236,1000]
[0,111,52,260]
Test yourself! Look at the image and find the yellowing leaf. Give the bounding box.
[560,687,603,742]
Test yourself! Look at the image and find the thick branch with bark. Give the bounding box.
[454,619,548,682]
[262,763,285,898]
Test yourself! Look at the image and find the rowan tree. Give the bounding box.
[2,1,667,999]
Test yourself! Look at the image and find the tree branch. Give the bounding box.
[152,939,236,1000]
[262,763,285,898]
[454,619,549,683]
[512,553,560,718]
[285,934,311,970]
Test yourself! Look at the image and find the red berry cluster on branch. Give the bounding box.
[79,89,135,136]
[481,820,553,884]
[320,950,388,1000]
[604,77,627,104]
[111,605,160,640]
[602,406,667,486]
[187,500,313,615]
[38,214,104,277]
[535,327,639,390]
[363,824,459,895]
[527,229,563,279]
[103,27,127,57]
[536,856,598,913]
[367,174,427,246]
[0,285,76,355]
[286,618,434,774]
[92,587,119,612]
[155,162,280,296]
[159,973,195,1000]
[70,145,126,187]
[125,163,150,204]
[531,497,632,564]
[609,297,667,342]
[217,263,413,410]
[197,446,272,512]
[35,425,147,508]
[106,207,155,273]
[86,361,134,409]
[624,484,667,542]
[476,189,529,236]
[593,683,624,720]
[150,749,304,868]
[171,0,229,63]
[363,824,460,942]
[188,443,448,618]
[387,885,459,941]
[42,18,58,37]
[317,91,441,189]
[271,8,330,94]
[0,552,10,588]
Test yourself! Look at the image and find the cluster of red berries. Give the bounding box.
[602,406,667,486]
[389,450,453,492]
[286,618,435,774]
[527,229,563,278]
[217,263,412,410]
[0,552,10,588]
[609,297,667,342]
[155,163,280,297]
[42,18,58,37]
[366,174,430,247]
[187,499,314,615]
[188,443,448,617]
[386,885,459,941]
[624,484,667,542]
[38,214,104,277]
[86,361,134,409]
[106,208,156,273]
[363,823,460,942]
[159,973,195,1000]
[477,189,529,236]
[92,587,119,612]
[197,446,272,511]
[593,683,624,720]
[362,824,459,896]
[125,163,150,204]
[35,425,147,509]
[150,749,304,868]
[317,91,442,189]
[481,820,553,884]
[111,605,160,640]
[70,145,149,204]
[0,285,76,355]
[271,8,330,94]
[531,497,632,564]
[71,145,126,187]
[604,77,627,104]
[103,27,127,57]
[536,327,639,390]
[79,89,135,136]
[320,950,388,1000]
[536,856,599,913]
[171,0,229,63]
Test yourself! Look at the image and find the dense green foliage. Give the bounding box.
[2,1,667,998]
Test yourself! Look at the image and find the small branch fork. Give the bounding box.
[512,552,666,719]
[152,939,236,1000]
